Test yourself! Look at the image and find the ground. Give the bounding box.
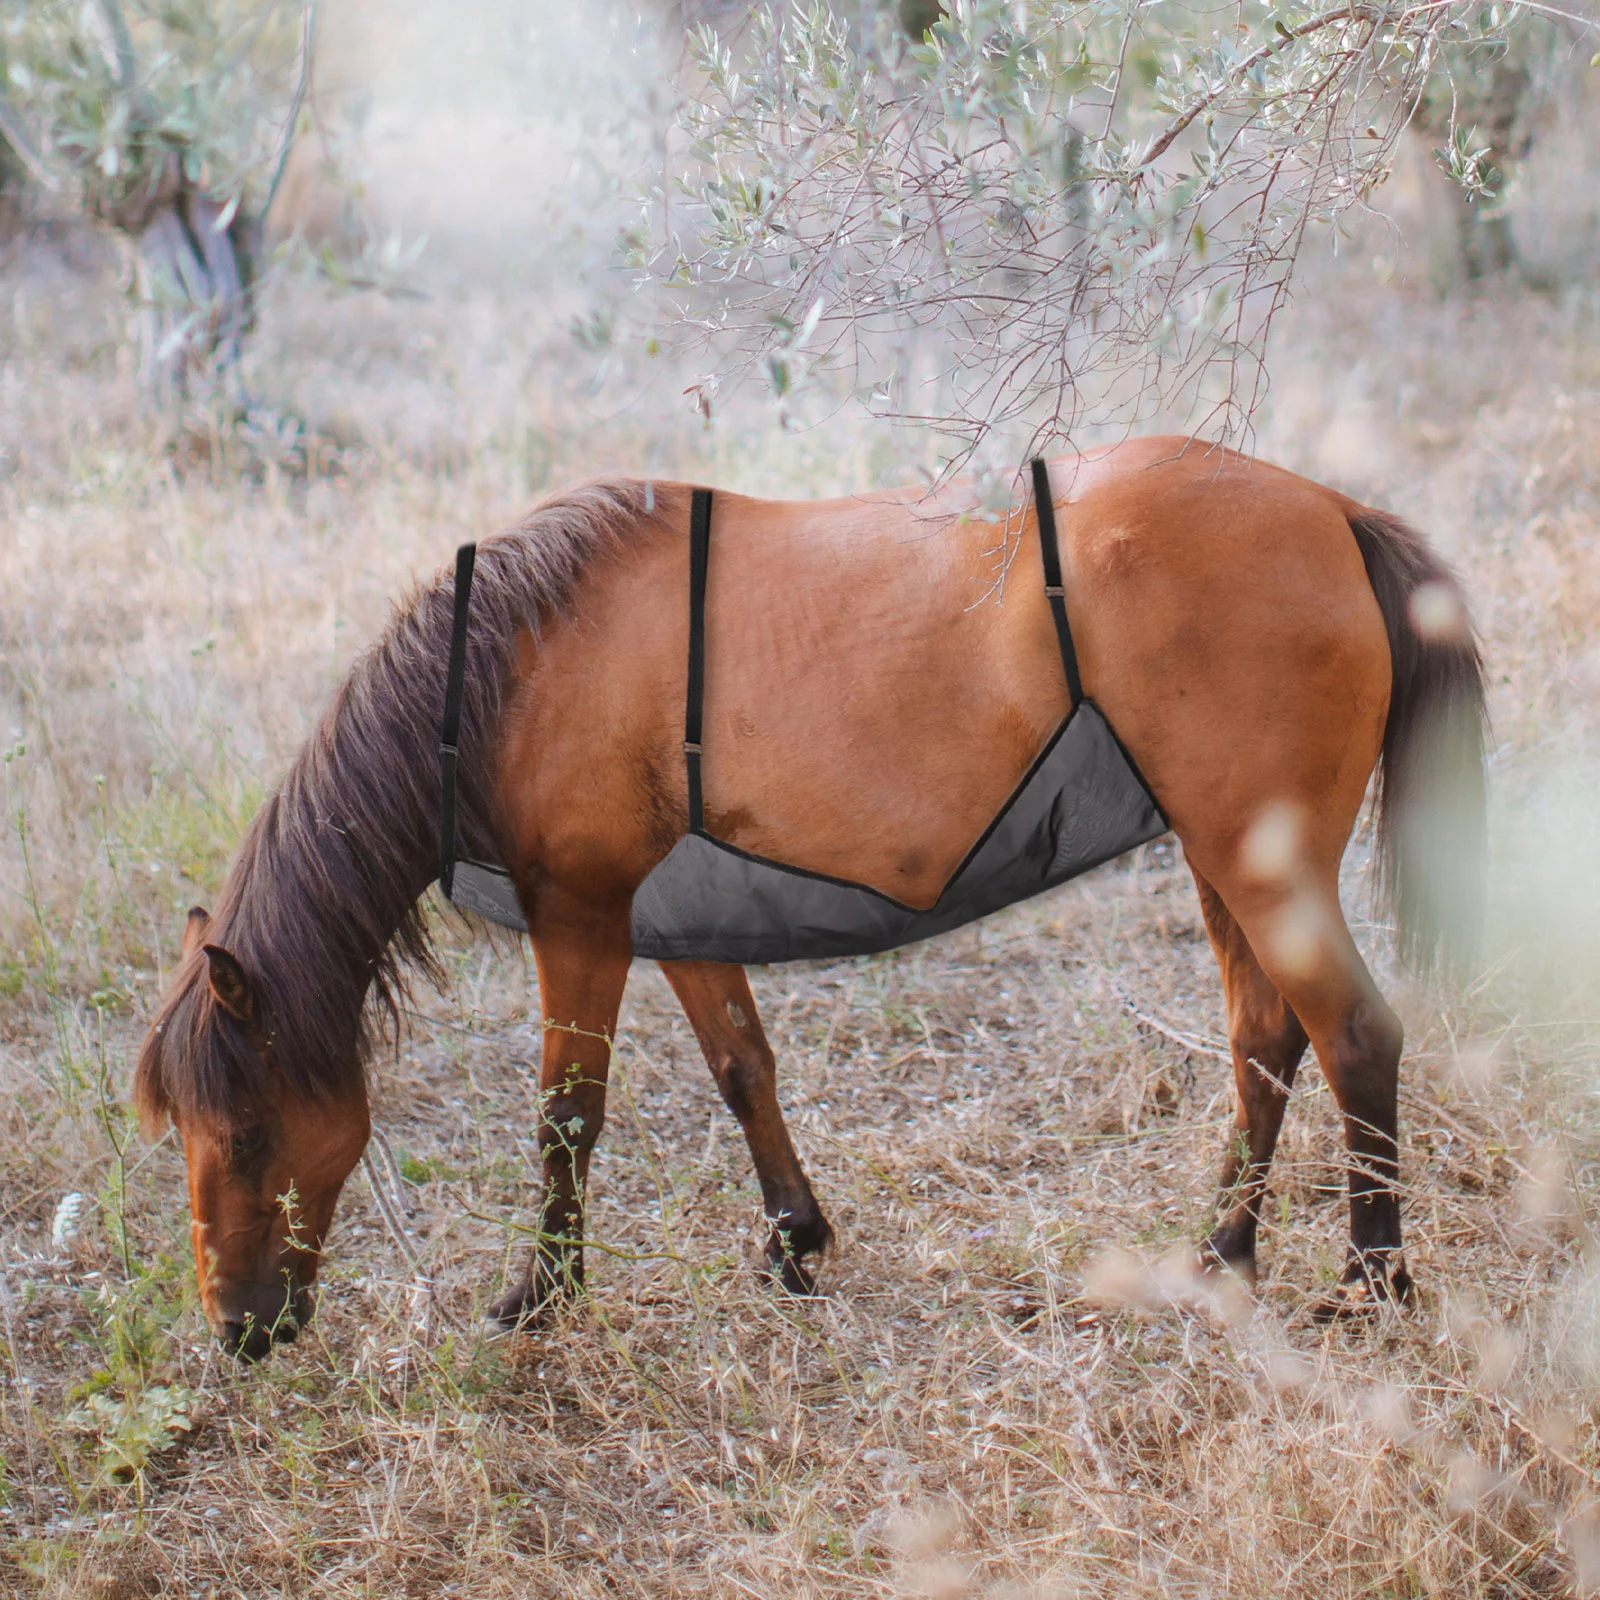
[3,137,1600,1597]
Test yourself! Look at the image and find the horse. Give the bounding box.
[133,437,1486,1360]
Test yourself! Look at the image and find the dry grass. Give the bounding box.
[4,132,1600,1598]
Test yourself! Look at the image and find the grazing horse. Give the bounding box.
[134,438,1485,1360]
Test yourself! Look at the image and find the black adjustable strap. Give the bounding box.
[684,489,712,833]
[439,542,477,893]
[1030,458,1083,706]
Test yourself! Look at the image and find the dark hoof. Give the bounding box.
[760,1212,833,1298]
[485,1284,551,1335]
[485,1260,583,1334]
[1198,1237,1258,1293]
[761,1248,821,1297]
[1310,1256,1413,1324]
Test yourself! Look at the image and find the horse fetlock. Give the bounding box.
[761,1204,834,1297]
[532,1248,587,1311]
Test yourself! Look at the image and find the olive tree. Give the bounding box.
[633,0,1585,472]
[0,0,313,399]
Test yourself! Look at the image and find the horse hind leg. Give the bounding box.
[661,961,834,1293]
[1192,857,1409,1318]
[1191,867,1310,1288]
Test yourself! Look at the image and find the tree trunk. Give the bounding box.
[1448,189,1518,280]
[129,185,259,401]
[1412,56,1532,284]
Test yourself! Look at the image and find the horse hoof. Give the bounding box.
[761,1249,822,1298]
[484,1285,551,1335]
[1197,1238,1258,1292]
[485,1264,584,1333]
[1309,1258,1413,1324]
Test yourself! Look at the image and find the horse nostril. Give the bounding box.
[217,1318,275,1363]
[214,1281,313,1362]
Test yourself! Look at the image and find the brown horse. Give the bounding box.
[134,438,1485,1359]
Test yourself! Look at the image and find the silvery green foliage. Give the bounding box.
[0,0,310,394]
[1412,9,1570,278]
[66,1382,196,1482]
[636,0,1551,463]
[0,0,304,228]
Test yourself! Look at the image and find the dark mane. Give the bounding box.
[135,477,679,1126]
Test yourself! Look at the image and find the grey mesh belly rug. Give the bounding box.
[439,461,1167,964]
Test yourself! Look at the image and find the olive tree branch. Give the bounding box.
[640,0,1563,467]
[261,0,316,221]
[1136,3,1382,170]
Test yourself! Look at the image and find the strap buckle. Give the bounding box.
[1043,584,1065,599]
[683,740,703,756]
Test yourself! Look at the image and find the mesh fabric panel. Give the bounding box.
[629,699,1163,964]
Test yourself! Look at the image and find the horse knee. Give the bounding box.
[1235,1028,1301,1096]
[1232,986,1305,1064]
[538,1089,605,1160]
[711,1045,775,1125]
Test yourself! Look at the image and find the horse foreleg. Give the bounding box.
[1191,868,1310,1288]
[488,907,632,1330]
[660,961,833,1293]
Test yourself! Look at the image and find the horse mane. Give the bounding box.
[134,477,680,1127]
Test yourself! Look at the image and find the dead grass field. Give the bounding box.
[4,124,1600,1598]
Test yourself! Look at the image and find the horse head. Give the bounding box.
[135,907,370,1360]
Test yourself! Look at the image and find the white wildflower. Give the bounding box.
[51,1192,85,1252]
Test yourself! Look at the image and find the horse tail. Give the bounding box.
[1346,507,1488,978]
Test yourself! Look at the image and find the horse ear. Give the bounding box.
[182,906,211,959]
[202,944,254,1024]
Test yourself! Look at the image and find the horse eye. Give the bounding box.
[228,1126,267,1167]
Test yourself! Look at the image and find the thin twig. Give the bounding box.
[260,0,316,223]
[1108,976,1231,1064]
[360,1146,464,1335]
[367,1123,415,1218]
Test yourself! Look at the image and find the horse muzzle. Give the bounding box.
[212,1281,317,1362]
